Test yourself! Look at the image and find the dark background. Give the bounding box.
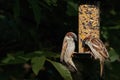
[0,0,120,80]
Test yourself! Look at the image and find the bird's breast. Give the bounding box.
[67,41,75,48]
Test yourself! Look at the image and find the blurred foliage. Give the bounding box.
[0,51,72,80]
[0,0,120,80]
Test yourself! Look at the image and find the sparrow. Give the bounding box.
[83,35,109,77]
[60,32,77,72]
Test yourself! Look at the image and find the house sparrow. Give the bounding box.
[60,32,77,72]
[83,35,109,76]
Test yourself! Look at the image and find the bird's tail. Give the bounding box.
[100,61,104,77]
[67,59,77,72]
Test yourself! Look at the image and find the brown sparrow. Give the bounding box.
[83,35,109,76]
[60,32,77,72]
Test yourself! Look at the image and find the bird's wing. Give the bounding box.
[60,37,68,62]
[84,36,109,77]
[90,38,109,59]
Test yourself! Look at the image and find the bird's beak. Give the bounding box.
[71,32,77,41]
[74,36,77,41]
[82,39,86,47]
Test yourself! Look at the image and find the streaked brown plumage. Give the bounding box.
[83,35,109,76]
[60,32,77,72]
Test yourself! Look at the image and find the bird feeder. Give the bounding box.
[72,1,101,80]
[78,0,100,53]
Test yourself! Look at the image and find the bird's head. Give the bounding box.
[66,32,77,41]
[82,35,92,47]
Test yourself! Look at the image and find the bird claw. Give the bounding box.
[84,51,94,58]
[71,52,77,57]
[73,52,77,54]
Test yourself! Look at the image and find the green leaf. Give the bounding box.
[109,48,119,62]
[101,30,109,40]
[43,51,60,58]
[13,0,20,20]
[31,56,46,75]
[110,9,116,15]
[2,54,15,64]
[28,0,41,25]
[47,59,73,80]
[33,51,43,54]
[44,0,57,6]
[66,1,78,16]
[32,51,60,58]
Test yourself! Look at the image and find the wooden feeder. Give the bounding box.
[78,0,100,53]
